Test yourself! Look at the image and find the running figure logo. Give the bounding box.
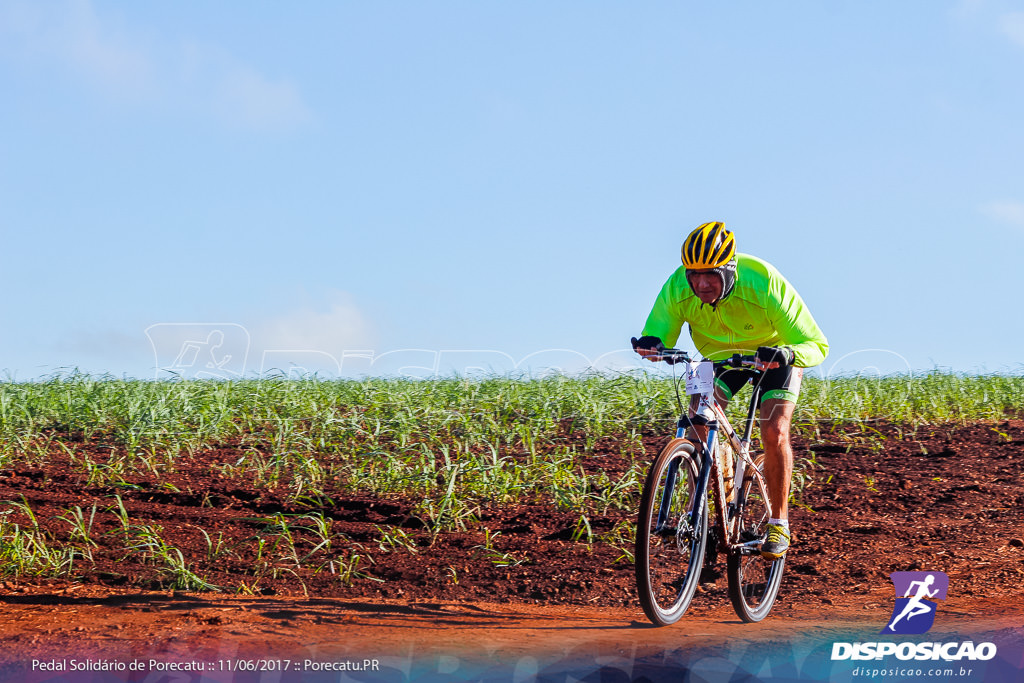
[883,571,949,634]
[145,323,250,380]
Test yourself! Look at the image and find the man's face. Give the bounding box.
[688,270,723,305]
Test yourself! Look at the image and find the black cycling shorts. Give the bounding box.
[714,364,803,405]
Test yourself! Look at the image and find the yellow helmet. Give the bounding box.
[681,221,735,269]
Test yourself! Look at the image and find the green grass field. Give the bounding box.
[1,370,1020,499]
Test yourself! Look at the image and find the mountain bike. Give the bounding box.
[634,350,785,625]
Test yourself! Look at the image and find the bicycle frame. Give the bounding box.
[657,363,769,558]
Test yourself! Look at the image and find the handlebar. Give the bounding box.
[646,349,762,371]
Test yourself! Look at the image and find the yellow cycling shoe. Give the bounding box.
[760,523,791,560]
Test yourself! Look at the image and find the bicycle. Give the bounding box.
[634,350,786,625]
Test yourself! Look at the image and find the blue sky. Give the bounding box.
[1,1,1022,380]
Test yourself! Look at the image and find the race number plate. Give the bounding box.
[684,360,714,396]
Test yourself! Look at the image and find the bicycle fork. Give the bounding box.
[679,414,729,555]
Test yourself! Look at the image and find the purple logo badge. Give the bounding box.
[883,571,949,634]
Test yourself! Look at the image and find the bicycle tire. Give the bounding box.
[726,454,785,622]
[635,439,707,626]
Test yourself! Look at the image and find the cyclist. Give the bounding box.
[631,221,828,559]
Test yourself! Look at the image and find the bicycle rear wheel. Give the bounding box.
[727,454,785,622]
[635,439,706,626]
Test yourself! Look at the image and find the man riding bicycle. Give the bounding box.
[632,221,828,560]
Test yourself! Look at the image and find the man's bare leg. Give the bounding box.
[759,398,795,521]
[686,386,731,446]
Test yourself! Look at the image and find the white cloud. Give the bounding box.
[175,40,313,130]
[0,0,152,95]
[980,200,1024,228]
[213,62,313,130]
[254,293,375,357]
[998,12,1024,47]
[0,0,312,130]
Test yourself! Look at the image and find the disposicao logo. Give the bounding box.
[883,571,948,634]
[831,571,997,662]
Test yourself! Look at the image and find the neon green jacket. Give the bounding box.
[641,253,828,368]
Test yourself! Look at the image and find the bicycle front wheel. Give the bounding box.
[727,454,785,622]
[635,439,706,626]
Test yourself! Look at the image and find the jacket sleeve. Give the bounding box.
[640,269,687,349]
[767,272,828,368]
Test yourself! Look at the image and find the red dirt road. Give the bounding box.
[2,591,1022,681]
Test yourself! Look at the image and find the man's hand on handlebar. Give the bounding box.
[631,336,664,362]
[755,346,795,371]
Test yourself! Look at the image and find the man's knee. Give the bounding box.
[761,421,790,448]
[760,401,794,447]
